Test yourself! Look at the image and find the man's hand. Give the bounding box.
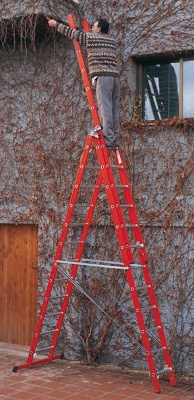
[48,19,57,28]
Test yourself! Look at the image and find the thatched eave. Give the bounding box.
[0,1,81,50]
[0,14,55,50]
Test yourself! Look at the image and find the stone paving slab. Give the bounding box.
[0,343,193,400]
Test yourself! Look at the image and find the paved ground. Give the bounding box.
[0,343,193,400]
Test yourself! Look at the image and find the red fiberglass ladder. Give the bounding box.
[13,14,177,393]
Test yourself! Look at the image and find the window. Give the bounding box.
[141,59,194,120]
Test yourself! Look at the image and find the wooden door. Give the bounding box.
[0,224,38,345]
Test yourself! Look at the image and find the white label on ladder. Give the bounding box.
[116,149,122,164]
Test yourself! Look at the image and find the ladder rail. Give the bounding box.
[113,148,147,258]
[55,135,94,248]
[113,148,176,385]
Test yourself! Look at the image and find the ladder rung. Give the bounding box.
[152,347,166,354]
[111,165,123,169]
[131,243,144,248]
[50,295,64,299]
[71,223,88,226]
[40,329,59,335]
[81,185,99,188]
[147,326,161,332]
[34,346,54,353]
[85,166,99,169]
[126,224,138,228]
[65,241,84,244]
[136,285,151,290]
[74,204,90,207]
[141,305,156,310]
[57,259,127,270]
[121,204,133,208]
[130,263,144,268]
[82,258,124,265]
[44,312,64,318]
[55,278,67,282]
[157,367,172,375]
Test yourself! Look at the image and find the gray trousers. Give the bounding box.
[96,76,120,147]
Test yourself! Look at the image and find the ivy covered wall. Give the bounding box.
[0,0,193,376]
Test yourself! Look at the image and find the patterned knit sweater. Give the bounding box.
[56,23,120,78]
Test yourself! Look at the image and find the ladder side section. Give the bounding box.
[47,171,103,358]
[114,149,177,386]
[73,15,175,389]
[22,135,94,367]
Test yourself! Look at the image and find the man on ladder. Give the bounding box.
[12,15,177,394]
[48,17,120,150]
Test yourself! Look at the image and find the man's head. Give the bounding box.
[92,19,109,34]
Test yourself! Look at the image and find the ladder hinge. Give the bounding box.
[89,125,101,138]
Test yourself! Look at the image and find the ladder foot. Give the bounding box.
[170,378,177,387]
[12,365,18,373]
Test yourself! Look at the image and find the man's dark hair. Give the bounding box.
[97,19,109,33]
